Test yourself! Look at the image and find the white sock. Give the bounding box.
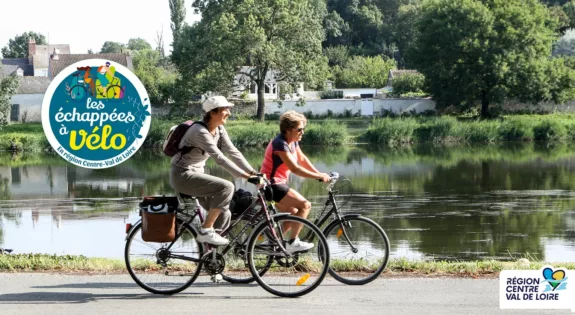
[200,227,213,233]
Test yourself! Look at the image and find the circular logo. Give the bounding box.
[41,59,151,169]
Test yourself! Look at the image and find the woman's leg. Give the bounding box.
[170,166,234,245]
[275,188,311,240]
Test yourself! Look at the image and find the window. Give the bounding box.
[265,83,271,94]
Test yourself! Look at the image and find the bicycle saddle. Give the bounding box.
[177,192,195,200]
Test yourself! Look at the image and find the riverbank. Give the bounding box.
[0,254,570,277]
[3,114,575,152]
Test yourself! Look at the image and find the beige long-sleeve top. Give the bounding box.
[171,122,256,178]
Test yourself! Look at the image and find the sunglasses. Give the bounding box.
[296,127,305,132]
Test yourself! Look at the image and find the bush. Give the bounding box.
[533,119,567,141]
[390,73,426,98]
[334,56,397,88]
[303,120,348,146]
[318,90,344,99]
[414,117,456,142]
[498,117,536,141]
[364,118,418,145]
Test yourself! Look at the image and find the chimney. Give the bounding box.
[51,47,59,60]
[28,37,36,57]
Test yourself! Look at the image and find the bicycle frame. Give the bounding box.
[301,179,359,251]
[143,184,292,264]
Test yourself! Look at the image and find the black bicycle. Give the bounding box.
[307,172,390,285]
[124,175,331,298]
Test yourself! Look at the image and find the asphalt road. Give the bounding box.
[0,273,571,315]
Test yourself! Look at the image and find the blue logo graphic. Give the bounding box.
[42,59,151,169]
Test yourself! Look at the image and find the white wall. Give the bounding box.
[265,98,436,115]
[10,94,44,122]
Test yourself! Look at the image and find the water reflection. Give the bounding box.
[1,142,575,261]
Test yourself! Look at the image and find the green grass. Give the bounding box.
[4,114,575,152]
[364,114,575,145]
[1,253,573,276]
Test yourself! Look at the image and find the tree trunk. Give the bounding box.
[480,91,489,119]
[256,80,265,121]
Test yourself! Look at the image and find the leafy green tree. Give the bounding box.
[175,0,329,120]
[133,49,177,105]
[324,45,349,67]
[562,1,575,30]
[1,32,47,58]
[170,0,186,39]
[394,3,422,68]
[0,64,19,125]
[99,41,125,53]
[334,55,396,88]
[409,0,574,117]
[390,73,426,97]
[127,38,152,51]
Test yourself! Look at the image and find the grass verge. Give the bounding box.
[1,254,572,277]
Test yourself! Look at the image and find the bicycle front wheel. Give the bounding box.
[124,219,204,294]
[323,216,390,285]
[246,215,330,298]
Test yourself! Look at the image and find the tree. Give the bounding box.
[409,0,573,117]
[0,64,20,125]
[170,0,186,42]
[99,41,125,53]
[334,55,396,88]
[133,49,177,105]
[127,38,152,51]
[87,49,94,54]
[175,0,329,120]
[395,3,422,68]
[563,1,575,30]
[1,32,47,58]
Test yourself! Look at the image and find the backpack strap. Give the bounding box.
[179,122,224,157]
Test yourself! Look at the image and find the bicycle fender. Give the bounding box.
[271,213,291,219]
[341,214,362,220]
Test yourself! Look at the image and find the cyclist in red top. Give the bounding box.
[260,111,330,253]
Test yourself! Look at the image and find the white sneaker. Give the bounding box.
[197,228,229,246]
[286,238,314,253]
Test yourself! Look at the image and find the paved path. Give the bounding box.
[0,273,571,314]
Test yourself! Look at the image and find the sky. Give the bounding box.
[0,0,201,55]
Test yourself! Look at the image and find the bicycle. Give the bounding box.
[124,176,331,298]
[305,172,390,285]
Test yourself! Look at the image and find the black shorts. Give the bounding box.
[270,184,290,202]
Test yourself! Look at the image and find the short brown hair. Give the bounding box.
[203,108,221,123]
[279,111,307,135]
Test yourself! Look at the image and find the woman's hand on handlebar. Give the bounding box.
[247,175,265,186]
[317,173,331,183]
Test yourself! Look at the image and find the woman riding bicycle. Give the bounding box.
[170,96,260,246]
[260,110,331,252]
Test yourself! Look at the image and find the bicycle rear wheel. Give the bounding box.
[124,219,204,294]
[323,216,390,285]
[246,215,330,298]
[221,218,273,284]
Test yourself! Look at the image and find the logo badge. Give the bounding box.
[41,59,151,169]
[500,265,570,309]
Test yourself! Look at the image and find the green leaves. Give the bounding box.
[174,0,329,119]
[410,0,574,117]
[1,31,47,58]
[334,55,397,88]
[0,65,19,125]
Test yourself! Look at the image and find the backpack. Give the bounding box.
[163,121,223,157]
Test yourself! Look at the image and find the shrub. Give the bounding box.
[390,73,426,98]
[318,90,344,99]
